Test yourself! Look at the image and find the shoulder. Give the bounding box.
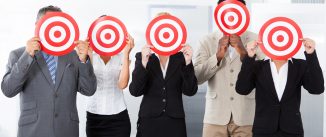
[10,47,26,57]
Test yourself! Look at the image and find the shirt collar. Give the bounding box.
[264,57,293,63]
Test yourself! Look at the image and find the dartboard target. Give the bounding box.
[258,17,303,60]
[35,12,79,56]
[146,15,187,56]
[214,0,250,35]
[88,16,128,56]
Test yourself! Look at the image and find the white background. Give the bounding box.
[0,0,325,137]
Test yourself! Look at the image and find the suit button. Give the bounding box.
[163,109,166,112]
[230,97,234,101]
[230,69,234,73]
[54,93,58,98]
[54,113,58,118]
[163,99,166,102]
[230,83,234,87]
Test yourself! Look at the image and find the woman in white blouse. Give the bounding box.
[86,33,134,137]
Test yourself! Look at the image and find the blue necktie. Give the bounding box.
[44,54,57,84]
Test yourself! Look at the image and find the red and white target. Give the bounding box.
[146,15,187,56]
[259,17,303,60]
[35,12,79,56]
[88,16,128,56]
[214,0,250,35]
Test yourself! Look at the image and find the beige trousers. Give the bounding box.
[203,117,252,137]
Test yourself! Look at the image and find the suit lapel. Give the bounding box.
[264,61,280,102]
[165,54,179,81]
[35,52,54,88]
[149,55,165,82]
[230,52,239,64]
[54,55,67,92]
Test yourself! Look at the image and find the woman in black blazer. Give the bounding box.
[129,42,198,137]
[236,39,324,137]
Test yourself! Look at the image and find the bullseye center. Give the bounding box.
[277,35,284,42]
[105,33,112,40]
[54,31,61,38]
[163,32,170,39]
[228,16,235,22]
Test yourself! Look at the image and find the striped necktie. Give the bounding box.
[44,53,57,84]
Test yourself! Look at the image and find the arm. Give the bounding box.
[118,34,134,90]
[194,39,224,84]
[75,39,97,96]
[1,51,35,97]
[118,54,131,90]
[77,59,97,96]
[129,53,149,97]
[181,62,198,96]
[302,51,324,94]
[235,55,257,95]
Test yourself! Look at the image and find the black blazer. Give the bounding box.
[236,51,324,135]
[129,52,198,118]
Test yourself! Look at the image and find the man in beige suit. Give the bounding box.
[194,1,264,137]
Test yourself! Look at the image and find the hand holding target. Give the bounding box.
[214,0,250,35]
[35,12,79,56]
[88,15,128,56]
[259,17,303,60]
[146,14,187,56]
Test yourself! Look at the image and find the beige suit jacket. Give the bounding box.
[194,31,264,126]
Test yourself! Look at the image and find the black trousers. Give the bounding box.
[254,130,303,137]
[136,113,187,137]
[86,109,131,137]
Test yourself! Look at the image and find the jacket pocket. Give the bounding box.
[70,112,79,123]
[19,113,38,126]
[206,91,217,99]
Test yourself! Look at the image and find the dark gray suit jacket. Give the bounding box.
[1,47,97,137]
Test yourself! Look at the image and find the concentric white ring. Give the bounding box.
[100,29,115,44]
[262,21,298,56]
[91,20,125,53]
[224,12,238,26]
[217,3,246,34]
[49,26,66,43]
[39,16,75,52]
[149,19,183,52]
[158,27,174,43]
[271,30,289,47]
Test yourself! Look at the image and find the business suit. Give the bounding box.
[194,31,264,137]
[236,51,324,136]
[1,47,97,137]
[129,52,198,137]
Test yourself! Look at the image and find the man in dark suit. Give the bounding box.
[235,38,324,137]
[1,6,97,137]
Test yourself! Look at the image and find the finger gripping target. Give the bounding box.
[88,16,128,56]
[35,12,79,56]
[146,15,187,56]
[214,0,250,35]
[258,17,303,60]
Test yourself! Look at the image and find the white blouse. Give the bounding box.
[87,53,127,115]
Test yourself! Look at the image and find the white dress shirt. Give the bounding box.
[267,58,292,101]
[228,45,235,59]
[87,53,127,115]
[156,54,170,79]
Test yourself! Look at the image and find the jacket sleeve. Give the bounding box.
[129,53,149,97]
[302,51,324,94]
[194,39,224,85]
[1,51,35,98]
[77,57,97,96]
[235,54,257,95]
[181,62,198,96]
